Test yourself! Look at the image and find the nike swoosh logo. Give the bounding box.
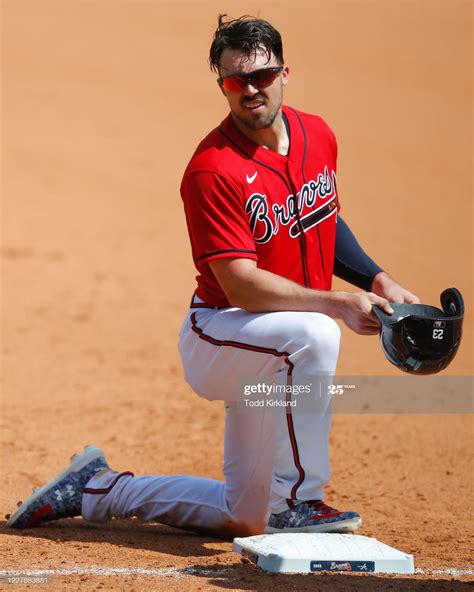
[246,171,258,184]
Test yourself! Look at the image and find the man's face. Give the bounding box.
[218,47,289,131]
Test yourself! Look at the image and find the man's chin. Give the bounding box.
[245,120,272,131]
[234,110,278,131]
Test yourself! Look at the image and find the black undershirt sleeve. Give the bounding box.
[333,216,383,291]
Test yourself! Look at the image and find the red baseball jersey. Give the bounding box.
[181,105,340,307]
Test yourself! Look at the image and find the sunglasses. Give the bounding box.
[217,66,284,93]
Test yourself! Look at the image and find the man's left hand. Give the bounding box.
[371,271,420,304]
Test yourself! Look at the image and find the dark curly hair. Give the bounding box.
[209,14,284,72]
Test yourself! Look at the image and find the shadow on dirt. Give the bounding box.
[2,520,472,590]
[193,563,473,591]
[1,518,225,558]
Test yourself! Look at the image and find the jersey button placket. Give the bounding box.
[286,163,311,289]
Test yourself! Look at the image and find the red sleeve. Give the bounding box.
[181,171,257,269]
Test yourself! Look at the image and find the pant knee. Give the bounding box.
[290,314,341,371]
[310,314,341,353]
[221,512,267,537]
[223,492,269,537]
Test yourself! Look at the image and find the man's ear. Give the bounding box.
[281,65,290,87]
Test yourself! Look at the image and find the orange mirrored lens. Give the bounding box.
[220,67,283,93]
[221,75,247,93]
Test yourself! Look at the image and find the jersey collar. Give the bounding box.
[219,105,303,167]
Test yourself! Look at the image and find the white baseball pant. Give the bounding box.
[82,298,341,536]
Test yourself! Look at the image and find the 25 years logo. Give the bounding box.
[328,384,356,396]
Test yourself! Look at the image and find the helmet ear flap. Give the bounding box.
[440,288,464,317]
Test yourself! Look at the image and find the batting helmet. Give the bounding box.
[373,288,464,375]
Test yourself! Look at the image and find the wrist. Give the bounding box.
[371,271,390,292]
[311,290,347,319]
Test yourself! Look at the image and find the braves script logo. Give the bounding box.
[245,166,337,244]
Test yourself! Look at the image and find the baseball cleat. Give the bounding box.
[264,500,362,534]
[7,445,109,529]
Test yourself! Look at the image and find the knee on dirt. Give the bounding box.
[216,516,267,538]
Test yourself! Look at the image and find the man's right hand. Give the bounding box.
[333,292,393,335]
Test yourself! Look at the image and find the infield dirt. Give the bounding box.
[1,2,472,590]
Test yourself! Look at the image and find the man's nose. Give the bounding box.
[242,80,259,96]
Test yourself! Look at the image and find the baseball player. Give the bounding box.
[8,15,419,537]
